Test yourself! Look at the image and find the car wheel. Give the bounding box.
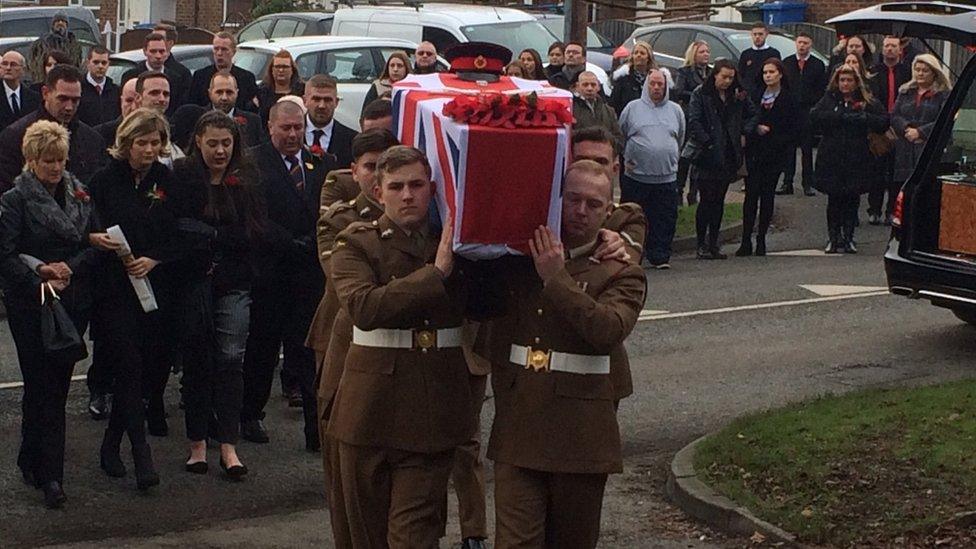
[951,308,976,326]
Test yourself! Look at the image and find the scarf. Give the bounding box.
[15,169,91,243]
[632,67,647,86]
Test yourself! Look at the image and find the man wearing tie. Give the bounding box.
[0,51,39,127]
[77,46,121,127]
[241,100,329,449]
[781,32,827,196]
[304,74,357,170]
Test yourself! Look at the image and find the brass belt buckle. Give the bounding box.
[525,347,550,372]
[414,329,437,350]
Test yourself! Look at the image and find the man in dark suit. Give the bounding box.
[94,78,139,146]
[304,74,357,169]
[120,32,189,118]
[241,99,329,449]
[188,31,258,112]
[781,31,827,196]
[77,46,121,127]
[738,22,782,96]
[172,72,266,150]
[868,35,912,224]
[0,64,105,192]
[153,23,192,105]
[0,51,39,127]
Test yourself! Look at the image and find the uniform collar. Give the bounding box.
[354,192,383,218]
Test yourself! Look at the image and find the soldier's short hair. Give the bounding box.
[135,70,168,94]
[565,159,612,201]
[360,99,393,123]
[45,64,81,88]
[352,129,399,161]
[376,145,431,184]
[306,74,338,92]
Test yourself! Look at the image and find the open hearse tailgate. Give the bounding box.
[827,2,976,47]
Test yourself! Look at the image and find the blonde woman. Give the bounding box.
[362,51,411,115]
[674,40,711,204]
[811,65,889,253]
[0,120,99,508]
[890,53,951,214]
[610,40,671,115]
[90,108,180,491]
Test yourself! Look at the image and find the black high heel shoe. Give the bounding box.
[220,459,248,481]
[41,481,66,509]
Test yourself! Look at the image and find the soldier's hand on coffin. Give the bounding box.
[529,226,565,284]
[434,213,454,279]
[126,257,159,278]
[89,232,122,251]
[593,229,630,262]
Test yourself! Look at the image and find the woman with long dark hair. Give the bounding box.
[546,42,565,79]
[170,111,267,480]
[811,65,889,253]
[518,48,547,80]
[362,52,410,115]
[256,49,305,128]
[737,58,798,256]
[90,108,181,491]
[687,59,755,260]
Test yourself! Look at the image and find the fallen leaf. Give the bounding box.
[750,531,766,544]
[801,507,814,518]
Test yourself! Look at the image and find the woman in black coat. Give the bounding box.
[673,40,711,205]
[169,111,267,480]
[90,108,182,491]
[811,65,890,253]
[737,58,798,256]
[686,59,756,260]
[0,121,101,508]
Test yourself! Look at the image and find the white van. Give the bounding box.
[331,3,611,93]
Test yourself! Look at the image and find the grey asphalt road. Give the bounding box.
[2,189,973,548]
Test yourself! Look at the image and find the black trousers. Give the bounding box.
[743,165,781,238]
[827,193,861,241]
[7,300,88,485]
[867,152,899,217]
[183,290,250,444]
[784,117,815,188]
[242,271,322,442]
[695,176,732,248]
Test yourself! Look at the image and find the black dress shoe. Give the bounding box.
[185,458,208,474]
[220,459,248,481]
[461,537,487,549]
[88,393,108,420]
[734,240,752,257]
[696,246,710,260]
[803,186,816,197]
[241,420,269,443]
[20,467,36,487]
[41,481,66,509]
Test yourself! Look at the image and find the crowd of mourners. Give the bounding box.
[0,11,952,549]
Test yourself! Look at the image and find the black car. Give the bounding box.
[830,1,976,325]
[237,12,335,44]
[619,22,827,66]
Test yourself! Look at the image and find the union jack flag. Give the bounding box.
[392,73,573,259]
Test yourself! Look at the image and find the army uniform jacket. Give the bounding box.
[485,246,646,474]
[606,202,647,259]
[327,215,474,453]
[320,169,362,210]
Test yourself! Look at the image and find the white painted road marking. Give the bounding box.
[0,374,87,391]
[800,284,889,297]
[767,249,842,257]
[639,290,889,322]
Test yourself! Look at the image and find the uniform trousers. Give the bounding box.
[242,272,322,443]
[494,462,608,549]
[331,440,455,549]
[183,289,251,444]
[7,300,88,484]
[439,373,488,540]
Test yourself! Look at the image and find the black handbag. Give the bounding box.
[40,282,87,363]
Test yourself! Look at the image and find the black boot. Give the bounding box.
[41,481,66,509]
[132,444,160,490]
[708,235,727,260]
[100,429,126,478]
[755,234,767,256]
[735,235,753,257]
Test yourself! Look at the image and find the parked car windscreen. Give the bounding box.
[460,21,556,59]
[234,50,273,83]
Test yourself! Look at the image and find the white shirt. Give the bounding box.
[4,81,20,111]
[752,44,771,51]
[86,72,106,90]
[305,115,334,150]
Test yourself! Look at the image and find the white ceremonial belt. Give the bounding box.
[353,326,462,350]
[509,345,611,375]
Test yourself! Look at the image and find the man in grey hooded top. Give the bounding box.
[618,69,685,269]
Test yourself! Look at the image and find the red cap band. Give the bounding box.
[450,55,505,74]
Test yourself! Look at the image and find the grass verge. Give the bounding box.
[675,203,743,238]
[694,379,976,546]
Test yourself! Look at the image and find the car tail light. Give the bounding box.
[612,45,630,58]
[892,190,904,228]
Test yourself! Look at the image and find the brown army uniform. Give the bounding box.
[327,214,476,548]
[320,168,362,209]
[485,243,646,548]
[606,202,647,261]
